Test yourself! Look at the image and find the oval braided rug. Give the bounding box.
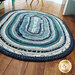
[0,10,74,61]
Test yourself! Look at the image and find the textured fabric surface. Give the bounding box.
[0,10,74,61]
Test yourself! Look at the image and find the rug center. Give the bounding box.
[27,16,42,34]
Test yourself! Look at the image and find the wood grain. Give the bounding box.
[0,0,75,75]
[2,59,28,75]
[24,62,45,75]
[0,54,12,75]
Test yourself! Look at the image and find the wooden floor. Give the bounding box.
[0,0,75,75]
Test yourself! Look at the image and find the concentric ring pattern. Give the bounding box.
[0,10,74,61]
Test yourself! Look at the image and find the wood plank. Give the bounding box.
[44,62,61,75]
[0,54,12,75]
[24,62,45,75]
[2,59,28,75]
[65,51,75,75]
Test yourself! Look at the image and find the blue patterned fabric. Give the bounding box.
[0,10,74,61]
